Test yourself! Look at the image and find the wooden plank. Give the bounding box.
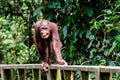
[80,71,89,80]
[70,71,75,80]
[1,67,5,80]
[63,70,71,80]
[1,64,120,73]
[100,66,120,73]
[17,69,26,80]
[32,69,41,80]
[1,69,13,80]
[0,64,42,69]
[50,69,57,80]
[46,68,51,80]
[94,69,100,80]
[0,64,98,71]
[50,65,98,71]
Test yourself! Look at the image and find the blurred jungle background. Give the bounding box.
[0,0,120,79]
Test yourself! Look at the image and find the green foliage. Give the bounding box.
[89,0,120,66]
[0,16,29,63]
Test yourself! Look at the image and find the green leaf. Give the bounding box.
[21,2,28,10]
[88,40,93,48]
[104,39,110,44]
[88,9,93,17]
[104,48,109,56]
[90,48,96,58]
[86,30,92,39]
[90,20,98,30]
[96,41,100,48]
[89,35,95,40]
[104,41,117,56]
[109,61,116,66]
[73,30,79,42]
[62,26,67,39]
[79,30,86,38]
[114,35,120,42]
[33,7,43,17]
[106,10,112,15]
[48,1,61,8]
[109,41,117,54]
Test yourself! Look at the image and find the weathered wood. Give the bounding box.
[50,65,98,71]
[50,69,57,80]
[70,71,75,80]
[1,64,120,73]
[46,68,51,80]
[94,69,100,80]
[63,70,71,80]
[0,64,42,69]
[32,69,41,80]
[1,64,120,80]
[100,66,120,73]
[17,69,26,80]
[1,67,5,80]
[1,69,13,80]
[81,71,89,80]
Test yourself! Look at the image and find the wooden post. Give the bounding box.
[100,73,112,80]
[46,68,51,80]
[63,70,72,80]
[32,69,41,80]
[94,69,100,80]
[1,68,13,80]
[81,71,89,80]
[50,69,57,80]
[1,67,5,80]
[17,69,26,80]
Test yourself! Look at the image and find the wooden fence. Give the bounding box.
[0,64,120,80]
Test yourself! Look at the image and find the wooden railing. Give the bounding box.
[0,64,120,80]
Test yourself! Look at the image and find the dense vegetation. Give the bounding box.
[0,0,120,67]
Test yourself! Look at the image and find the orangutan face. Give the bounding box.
[39,21,51,39]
